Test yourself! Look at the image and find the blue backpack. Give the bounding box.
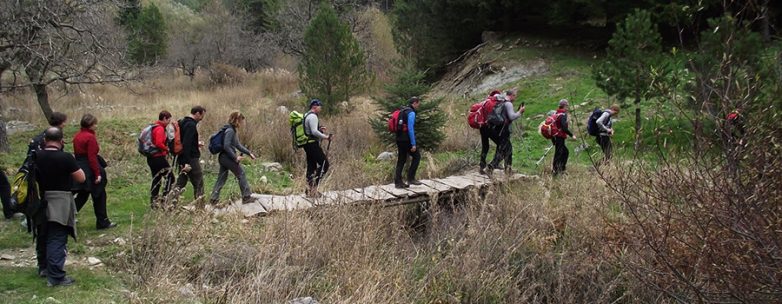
[586,108,604,136]
[208,126,229,155]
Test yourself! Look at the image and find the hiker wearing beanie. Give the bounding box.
[485,89,525,176]
[146,111,175,207]
[552,99,576,176]
[302,99,332,197]
[175,106,206,201]
[72,114,115,230]
[210,111,257,204]
[394,97,422,188]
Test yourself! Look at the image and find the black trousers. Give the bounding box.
[552,137,569,175]
[488,125,512,169]
[1,171,12,219]
[176,158,204,199]
[596,135,612,161]
[74,168,110,228]
[44,222,69,283]
[395,140,421,183]
[479,126,500,169]
[147,156,173,205]
[303,142,329,188]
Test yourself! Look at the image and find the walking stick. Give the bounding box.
[536,145,554,167]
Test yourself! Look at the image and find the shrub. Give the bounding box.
[208,63,248,85]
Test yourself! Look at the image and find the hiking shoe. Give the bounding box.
[38,269,48,278]
[408,180,423,186]
[484,165,494,177]
[394,182,409,189]
[242,197,258,204]
[478,168,486,175]
[97,222,117,230]
[47,276,75,287]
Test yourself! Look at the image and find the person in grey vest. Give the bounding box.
[302,99,332,197]
[595,104,620,162]
[35,127,85,287]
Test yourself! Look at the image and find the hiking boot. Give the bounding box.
[394,182,409,189]
[484,164,494,177]
[478,168,486,175]
[408,179,423,186]
[504,167,513,176]
[38,269,48,278]
[47,276,75,287]
[97,222,117,230]
[242,196,258,204]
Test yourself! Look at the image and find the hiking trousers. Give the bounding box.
[395,140,421,183]
[1,171,11,219]
[303,142,329,188]
[176,158,204,199]
[479,126,500,170]
[147,156,174,206]
[596,135,612,161]
[489,125,512,170]
[210,153,251,202]
[45,222,69,283]
[74,167,110,228]
[552,137,569,175]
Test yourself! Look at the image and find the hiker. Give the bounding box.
[301,99,332,197]
[394,97,422,188]
[174,106,206,201]
[72,114,115,230]
[34,127,85,287]
[146,111,175,208]
[726,108,745,144]
[478,90,502,174]
[552,99,576,176]
[209,111,257,204]
[594,104,620,162]
[24,112,68,166]
[485,90,525,175]
[1,165,11,219]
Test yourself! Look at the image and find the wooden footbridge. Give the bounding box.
[213,170,536,217]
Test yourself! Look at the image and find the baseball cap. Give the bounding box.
[309,99,322,108]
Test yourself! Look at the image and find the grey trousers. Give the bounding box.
[210,153,251,201]
[176,158,204,199]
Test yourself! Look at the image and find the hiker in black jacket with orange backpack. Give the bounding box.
[175,106,206,201]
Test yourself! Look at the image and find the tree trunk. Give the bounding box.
[33,83,53,120]
[0,112,8,153]
[634,95,641,151]
[761,0,771,43]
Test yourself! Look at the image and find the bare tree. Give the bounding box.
[0,0,129,120]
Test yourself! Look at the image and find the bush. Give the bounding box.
[208,63,248,85]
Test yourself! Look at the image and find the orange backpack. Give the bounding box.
[167,120,183,155]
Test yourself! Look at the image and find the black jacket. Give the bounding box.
[178,117,200,165]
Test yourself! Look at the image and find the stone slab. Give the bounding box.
[238,202,268,217]
[379,184,417,198]
[333,189,373,203]
[435,176,474,190]
[255,194,314,211]
[419,179,454,192]
[406,183,439,195]
[459,173,493,186]
[307,191,342,206]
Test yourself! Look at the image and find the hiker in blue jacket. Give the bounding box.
[394,97,422,188]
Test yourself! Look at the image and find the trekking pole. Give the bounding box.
[326,133,333,151]
[535,145,554,167]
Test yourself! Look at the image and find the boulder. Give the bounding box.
[262,162,283,172]
[87,257,103,266]
[376,151,395,161]
[277,106,289,114]
[288,297,319,304]
[260,176,269,184]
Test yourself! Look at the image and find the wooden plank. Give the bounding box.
[379,184,417,198]
[419,179,454,192]
[238,202,268,217]
[459,173,492,187]
[307,191,342,206]
[435,176,474,190]
[257,194,314,211]
[333,189,373,203]
[355,186,395,201]
[406,183,438,195]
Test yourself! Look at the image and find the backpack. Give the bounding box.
[15,152,43,235]
[290,111,314,149]
[586,108,604,137]
[167,120,183,155]
[137,124,161,156]
[540,112,563,139]
[486,95,507,126]
[388,107,411,133]
[467,96,497,129]
[9,169,29,214]
[208,126,229,155]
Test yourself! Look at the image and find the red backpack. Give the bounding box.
[539,112,564,139]
[467,96,498,129]
[388,107,411,133]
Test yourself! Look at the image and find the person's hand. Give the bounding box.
[94,175,102,185]
[250,154,257,160]
[182,164,192,172]
[519,105,526,113]
[198,141,204,149]
[608,128,614,136]
[328,134,334,141]
[410,145,417,153]
[571,135,577,140]
[237,155,243,162]
[319,126,327,133]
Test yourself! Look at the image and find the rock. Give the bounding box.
[0,254,15,260]
[5,120,37,135]
[260,176,268,184]
[113,237,127,246]
[87,257,102,266]
[276,106,289,114]
[262,162,283,172]
[376,151,395,161]
[178,283,196,298]
[288,297,319,304]
[44,297,61,304]
[240,219,249,224]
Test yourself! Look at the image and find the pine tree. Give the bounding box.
[299,3,368,115]
[127,3,167,65]
[369,59,446,151]
[592,9,663,149]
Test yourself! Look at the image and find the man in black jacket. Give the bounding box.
[175,106,206,200]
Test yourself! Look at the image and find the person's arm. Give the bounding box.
[559,114,574,137]
[152,125,169,153]
[222,127,238,161]
[234,134,253,157]
[86,135,102,182]
[71,169,86,184]
[503,102,522,121]
[596,112,611,132]
[407,111,417,147]
[305,115,329,140]
[179,121,195,165]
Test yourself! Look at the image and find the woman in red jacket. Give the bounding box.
[72,114,115,229]
[147,111,175,208]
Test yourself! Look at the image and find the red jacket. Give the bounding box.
[151,120,169,157]
[73,128,101,181]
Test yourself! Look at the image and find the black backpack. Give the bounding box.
[23,152,45,238]
[486,96,507,126]
[586,108,604,136]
